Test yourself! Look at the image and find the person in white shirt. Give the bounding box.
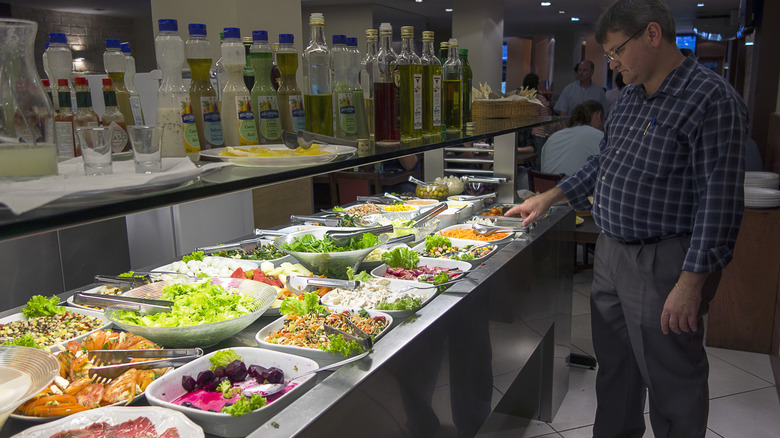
[554,60,609,116]
[541,100,604,176]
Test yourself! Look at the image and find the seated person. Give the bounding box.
[540,100,604,176]
[382,154,421,195]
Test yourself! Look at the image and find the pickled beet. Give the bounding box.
[224,359,248,383]
[181,375,197,392]
[196,370,215,389]
[260,367,284,384]
[248,364,267,379]
[213,366,225,378]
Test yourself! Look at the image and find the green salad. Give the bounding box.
[281,233,380,253]
[112,280,257,327]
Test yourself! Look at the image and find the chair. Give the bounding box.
[528,169,564,193]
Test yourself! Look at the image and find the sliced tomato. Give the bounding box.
[75,383,105,408]
[230,267,245,278]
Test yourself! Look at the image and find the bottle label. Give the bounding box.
[432,74,442,127]
[289,95,306,132]
[200,96,224,146]
[413,73,423,130]
[256,95,282,141]
[107,121,130,153]
[336,92,357,135]
[55,120,75,158]
[179,98,201,154]
[129,96,144,125]
[236,96,259,145]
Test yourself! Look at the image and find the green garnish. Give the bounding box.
[217,379,242,398]
[182,251,205,263]
[22,295,65,318]
[319,334,363,357]
[381,247,419,269]
[279,292,327,316]
[118,271,134,277]
[222,393,267,417]
[425,234,452,252]
[420,271,451,286]
[332,206,344,211]
[210,349,242,369]
[375,297,422,311]
[1,334,41,348]
[346,267,373,282]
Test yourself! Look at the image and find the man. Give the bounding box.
[506,1,748,437]
[554,60,609,116]
[541,100,604,176]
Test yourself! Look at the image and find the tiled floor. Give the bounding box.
[478,269,780,438]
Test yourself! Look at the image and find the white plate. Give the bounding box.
[201,144,356,167]
[437,224,517,245]
[370,257,472,281]
[145,347,318,438]
[12,406,203,437]
[255,310,393,366]
[411,238,498,268]
[321,277,437,324]
[0,307,110,353]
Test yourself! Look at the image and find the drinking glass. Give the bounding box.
[75,127,114,175]
[128,125,163,173]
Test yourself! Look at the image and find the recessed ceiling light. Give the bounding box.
[445,8,453,12]
[697,3,704,7]
[559,10,565,14]
[415,0,422,3]
[541,2,551,6]
[745,41,754,46]
[571,17,580,21]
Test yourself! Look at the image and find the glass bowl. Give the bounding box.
[104,278,278,348]
[0,346,60,428]
[273,228,388,279]
[415,183,449,200]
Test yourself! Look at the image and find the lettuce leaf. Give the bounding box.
[375,297,422,311]
[222,393,267,417]
[381,247,419,269]
[318,334,363,357]
[22,295,65,318]
[210,349,242,369]
[346,267,373,282]
[182,251,204,263]
[425,234,452,252]
[1,334,41,348]
[279,292,326,316]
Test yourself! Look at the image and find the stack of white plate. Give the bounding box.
[745,171,779,190]
[744,187,780,209]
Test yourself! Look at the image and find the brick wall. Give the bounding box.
[11,6,140,79]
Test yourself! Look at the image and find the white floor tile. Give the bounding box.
[707,354,775,399]
[477,412,558,437]
[708,387,780,438]
[570,314,594,357]
[571,291,590,316]
[558,425,592,437]
[573,282,592,297]
[548,367,598,431]
[706,346,775,384]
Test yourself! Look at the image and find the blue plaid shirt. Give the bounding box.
[558,54,748,273]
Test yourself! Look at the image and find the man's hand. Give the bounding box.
[661,271,708,335]
[505,187,566,227]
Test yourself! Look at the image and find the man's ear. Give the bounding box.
[646,22,664,48]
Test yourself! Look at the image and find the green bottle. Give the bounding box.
[459,48,472,125]
[249,30,282,143]
[242,36,255,91]
[421,31,442,139]
[398,26,422,143]
[442,38,462,133]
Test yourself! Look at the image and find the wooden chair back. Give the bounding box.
[528,169,564,193]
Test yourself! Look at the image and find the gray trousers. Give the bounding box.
[590,234,719,438]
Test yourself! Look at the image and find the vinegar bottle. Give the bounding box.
[186,23,224,149]
[103,38,135,127]
[54,79,76,158]
[302,13,333,136]
[460,48,473,125]
[242,36,255,92]
[220,27,259,146]
[347,37,369,141]
[121,42,145,125]
[438,41,449,65]
[215,31,226,104]
[101,78,130,153]
[442,38,462,133]
[373,22,399,144]
[276,33,306,133]
[361,29,378,139]
[421,31,442,139]
[155,18,200,158]
[249,30,282,143]
[331,34,357,140]
[72,77,100,157]
[398,26,422,143]
[270,42,281,91]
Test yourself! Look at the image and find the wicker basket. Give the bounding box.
[472,99,538,118]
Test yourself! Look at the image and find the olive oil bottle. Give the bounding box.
[398,26,422,143]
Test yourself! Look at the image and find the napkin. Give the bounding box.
[0,157,232,215]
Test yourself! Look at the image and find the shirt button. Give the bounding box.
[601,176,606,180]
[629,127,633,131]
[598,204,602,208]
[643,100,647,104]
[615,150,620,154]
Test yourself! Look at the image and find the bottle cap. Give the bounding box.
[105,38,121,49]
[120,42,131,53]
[366,29,378,38]
[45,42,50,49]
[42,79,49,87]
[48,32,67,44]
[223,27,240,39]
[279,33,294,44]
[242,36,252,44]
[401,26,414,38]
[448,38,458,46]
[379,23,392,34]
[252,30,268,42]
[309,12,325,25]
[459,48,468,56]
[74,77,88,86]
[332,34,346,45]
[346,37,358,47]
[188,23,207,36]
[422,31,434,41]
[158,19,178,32]
[272,42,280,51]
[57,78,69,87]
[440,41,449,48]
[102,78,113,86]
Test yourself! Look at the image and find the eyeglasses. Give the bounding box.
[603,27,645,64]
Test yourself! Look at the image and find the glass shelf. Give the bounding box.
[0,116,562,241]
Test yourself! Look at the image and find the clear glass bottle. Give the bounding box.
[186,23,224,149]
[215,31,226,105]
[72,77,100,157]
[103,38,134,127]
[155,19,200,158]
[121,42,145,125]
[373,22,399,144]
[347,37,369,141]
[249,30,282,143]
[54,78,75,158]
[220,27,258,145]
[398,26,422,143]
[242,36,255,92]
[46,32,75,113]
[302,12,333,136]
[41,79,53,107]
[361,29,377,139]
[276,33,305,133]
[331,34,357,140]
[271,42,281,91]
[42,42,53,89]
[442,38,462,133]
[421,31,442,139]
[459,48,473,125]
[101,78,130,153]
[438,41,449,65]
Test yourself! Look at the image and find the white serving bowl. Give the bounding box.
[0,346,59,429]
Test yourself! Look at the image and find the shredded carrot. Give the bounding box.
[440,228,509,241]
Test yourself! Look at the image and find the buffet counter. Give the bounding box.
[1,205,576,437]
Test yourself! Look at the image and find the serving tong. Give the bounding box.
[73,292,174,315]
[93,274,150,289]
[324,224,394,247]
[471,223,530,236]
[88,348,204,381]
[324,315,373,352]
[287,276,361,293]
[196,236,269,254]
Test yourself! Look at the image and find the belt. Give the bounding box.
[617,233,690,245]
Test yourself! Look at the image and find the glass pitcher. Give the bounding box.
[0,18,57,179]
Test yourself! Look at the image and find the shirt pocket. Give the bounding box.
[635,124,687,178]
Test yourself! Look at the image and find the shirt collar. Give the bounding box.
[628,52,697,99]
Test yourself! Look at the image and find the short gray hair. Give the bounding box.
[595,0,676,45]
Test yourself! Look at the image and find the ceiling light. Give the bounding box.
[697,3,704,7]
[745,41,754,46]
[445,8,453,12]
[559,10,565,14]
[541,2,551,6]
[571,17,580,21]
[415,0,422,3]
